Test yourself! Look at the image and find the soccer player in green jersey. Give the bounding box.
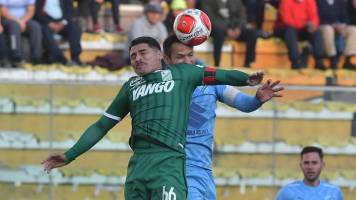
[42,36,264,200]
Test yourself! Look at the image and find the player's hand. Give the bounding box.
[42,153,68,174]
[256,79,284,103]
[247,71,264,86]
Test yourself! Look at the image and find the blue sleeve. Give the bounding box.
[276,187,293,200]
[337,188,343,200]
[216,85,262,113]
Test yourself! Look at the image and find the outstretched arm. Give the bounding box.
[220,80,284,112]
[42,116,117,173]
[203,66,264,86]
[42,83,130,173]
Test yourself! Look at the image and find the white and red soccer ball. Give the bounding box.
[173,9,211,46]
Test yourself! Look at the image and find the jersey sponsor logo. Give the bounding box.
[132,80,175,101]
[187,129,209,136]
[162,186,176,200]
[160,70,172,81]
[129,76,146,88]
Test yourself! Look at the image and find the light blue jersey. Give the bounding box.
[276,180,343,200]
[186,85,262,200]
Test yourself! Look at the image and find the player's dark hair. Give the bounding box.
[301,146,324,160]
[129,36,161,52]
[163,34,192,56]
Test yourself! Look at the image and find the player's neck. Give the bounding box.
[303,179,320,187]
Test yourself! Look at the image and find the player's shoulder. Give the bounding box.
[169,63,203,71]
[277,181,302,199]
[320,181,342,191]
[283,180,304,189]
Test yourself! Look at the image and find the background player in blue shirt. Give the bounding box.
[163,34,284,200]
[276,146,343,200]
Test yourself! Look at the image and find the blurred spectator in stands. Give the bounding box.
[276,146,343,200]
[242,0,272,39]
[35,0,82,65]
[345,0,356,69]
[89,0,123,33]
[274,0,325,70]
[0,13,5,67]
[0,0,42,67]
[186,0,198,8]
[164,0,187,34]
[128,2,167,45]
[202,0,258,67]
[74,0,91,32]
[349,0,356,26]
[317,0,356,69]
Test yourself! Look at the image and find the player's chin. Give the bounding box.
[305,173,318,181]
[134,66,146,75]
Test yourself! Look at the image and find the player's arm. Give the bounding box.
[42,83,130,173]
[217,80,284,112]
[275,186,294,200]
[217,85,262,113]
[186,64,263,86]
[337,187,343,200]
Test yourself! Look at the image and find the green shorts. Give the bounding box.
[125,139,187,200]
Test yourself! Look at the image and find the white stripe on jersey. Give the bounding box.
[222,86,240,106]
[103,112,122,121]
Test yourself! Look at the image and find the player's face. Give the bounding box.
[130,43,163,76]
[165,42,195,65]
[300,152,325,185]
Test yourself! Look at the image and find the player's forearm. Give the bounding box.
[64,116,117,163]
[215,69,249,86]
[233,93,262,112]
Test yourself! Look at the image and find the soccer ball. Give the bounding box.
[173,9,211,46]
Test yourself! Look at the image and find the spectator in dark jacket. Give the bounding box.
[35,0,82,65]
[202,0,258,67]
[0,12,5,66]
[317,0,356,69]
[274,0,325,70]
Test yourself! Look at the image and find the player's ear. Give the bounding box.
[163,54,171,65]
[321,160,325,170]
[157,50,163,60]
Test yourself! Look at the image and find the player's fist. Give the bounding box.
[247,71,264,86]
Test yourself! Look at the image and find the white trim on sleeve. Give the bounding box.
[103,112,122,122]
[223,86,240,106]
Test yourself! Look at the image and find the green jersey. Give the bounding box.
[104,64,249,153]
[64,63,249,161]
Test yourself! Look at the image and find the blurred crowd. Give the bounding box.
[0,0,355,70]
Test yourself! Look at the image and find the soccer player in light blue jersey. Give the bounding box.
[163,34,284,200]
[276,146,343,200]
